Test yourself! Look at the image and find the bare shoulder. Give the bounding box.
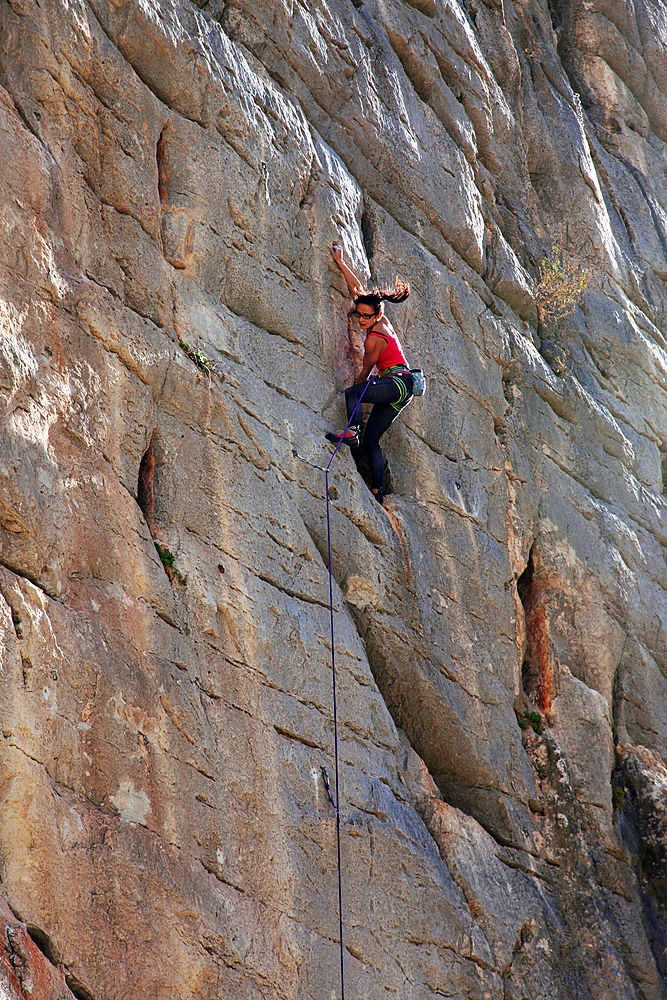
[373,317,394,336]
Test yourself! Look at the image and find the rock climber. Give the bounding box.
[326,243,413,505]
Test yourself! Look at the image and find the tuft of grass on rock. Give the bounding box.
[155,542,187,586]
[179,340,226,384]
[552,350,568,377]
[516,708,545,735]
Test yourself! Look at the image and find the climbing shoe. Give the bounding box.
[372,489,384,506]
[326,428,360,448]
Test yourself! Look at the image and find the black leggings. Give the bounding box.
[345,373,413,490]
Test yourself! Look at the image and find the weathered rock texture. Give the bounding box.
[2,0,667,996]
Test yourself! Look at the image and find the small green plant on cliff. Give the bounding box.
[611,783,625,813]
[536,241,592,322]
[179,340,226,384]
[155,542,187,586]
[516,708,545,735]
[552,349,568,377]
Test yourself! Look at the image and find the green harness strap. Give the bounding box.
[381,366,414,412]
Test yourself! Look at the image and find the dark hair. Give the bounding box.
[352,278,410,315]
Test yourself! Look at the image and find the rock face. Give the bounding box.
[2,0,667,996]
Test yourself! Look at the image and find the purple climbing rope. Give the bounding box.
[323,379,372,1000]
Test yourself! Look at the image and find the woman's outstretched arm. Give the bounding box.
[330,243,365,297]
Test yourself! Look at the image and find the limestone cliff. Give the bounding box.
[2,0,667,997]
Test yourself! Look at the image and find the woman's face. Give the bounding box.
[354,304,380,329]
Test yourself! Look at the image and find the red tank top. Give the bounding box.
[369,328,408,375]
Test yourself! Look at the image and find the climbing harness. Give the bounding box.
[296,379,372,1000]
[382,367,414,413]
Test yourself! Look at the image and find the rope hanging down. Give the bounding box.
[294,379,372,1000]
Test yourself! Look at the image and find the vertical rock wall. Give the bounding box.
[1,0,667,997]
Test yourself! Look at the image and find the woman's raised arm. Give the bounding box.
[330,243,365,297]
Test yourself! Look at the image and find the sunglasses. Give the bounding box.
[354,308,377,319]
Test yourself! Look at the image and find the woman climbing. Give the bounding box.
[326,243,413,505]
